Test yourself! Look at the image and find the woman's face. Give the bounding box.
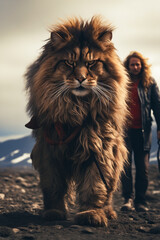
[129,57,142,75]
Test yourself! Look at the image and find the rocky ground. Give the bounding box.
[0,164,160,240]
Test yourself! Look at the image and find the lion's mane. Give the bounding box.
[25,16,129,226]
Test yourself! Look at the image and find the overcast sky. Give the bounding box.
[0,0,160,138]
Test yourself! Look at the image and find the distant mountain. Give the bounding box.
[0,135,35,167]
[0,123,159,167]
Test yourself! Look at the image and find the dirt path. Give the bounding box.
[0,165,160,240]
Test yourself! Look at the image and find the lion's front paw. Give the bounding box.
[74,209,108,227]
[104,206,117,220]
[42,209,67,221]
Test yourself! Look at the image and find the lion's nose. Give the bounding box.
[76,75,86,83]
[75,66,87,83]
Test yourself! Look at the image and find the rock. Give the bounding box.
[15,177,34,188]
[70,225,82,229]
[149,180,154,186]
[14,184,21,189]
[3,177,11,182]
[31,203,40,209]
[12,228,20,234]
[21,188,26,193]
[6,197,13,201]
[152,190,160,194]
[138,226,149,233]
[81,227,94,234]
[0,193,5,200]
[16,177,26,183]
[54,225,63,230]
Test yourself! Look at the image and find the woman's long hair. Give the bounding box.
[124,51,152,88]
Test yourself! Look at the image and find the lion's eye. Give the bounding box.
[86,60,97,67]
[65,60,75,67]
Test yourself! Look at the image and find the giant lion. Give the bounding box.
[25,16,129,227]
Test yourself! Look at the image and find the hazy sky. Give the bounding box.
[1,0,160,138]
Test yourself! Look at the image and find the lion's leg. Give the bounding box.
[31,140,69,221]
[39,169,68,221]
[103,193,117,220]
[74,162,108,227]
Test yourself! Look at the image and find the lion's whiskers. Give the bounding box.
[50,83,70,102]
[93,83,115,108]
[98,82,116,94]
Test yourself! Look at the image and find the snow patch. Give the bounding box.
[10,149,20,156]
[11,153,31,164]
[0,156,6,162]
[27,159,32,164]
[150,157,157,162]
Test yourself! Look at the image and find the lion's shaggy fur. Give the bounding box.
[25,16,129,226]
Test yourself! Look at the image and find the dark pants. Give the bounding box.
[121,129,149,204]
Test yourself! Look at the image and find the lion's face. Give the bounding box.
[31,17,115,110]
[51,47,109,97]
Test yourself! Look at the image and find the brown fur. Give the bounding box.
[25,16,129,227]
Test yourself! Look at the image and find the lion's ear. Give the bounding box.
[98,30,112,42]
[51,31,71,47]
